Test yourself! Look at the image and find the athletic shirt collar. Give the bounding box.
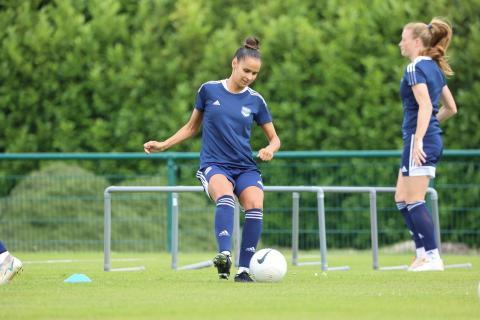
[221,79,249,94]
[413,56,432,64]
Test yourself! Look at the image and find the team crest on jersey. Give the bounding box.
[241,106,251,117]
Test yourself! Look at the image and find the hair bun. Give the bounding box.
[244,36,260,50]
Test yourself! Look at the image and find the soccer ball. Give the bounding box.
[249,248,287,282]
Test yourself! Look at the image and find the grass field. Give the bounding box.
[1,251,479,319]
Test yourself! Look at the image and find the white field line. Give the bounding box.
[23,258,145,264]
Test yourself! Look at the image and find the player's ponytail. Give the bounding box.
[234,36,261,61]
[422,17,453,76]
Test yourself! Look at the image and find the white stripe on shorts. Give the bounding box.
[196,169,212,200]
[408,134,436,178]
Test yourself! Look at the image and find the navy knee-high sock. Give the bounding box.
[0,241,6,253]
[239,208,263,268]
[396,202,424,249]
[215,195,235,254]
[408,201,437,251]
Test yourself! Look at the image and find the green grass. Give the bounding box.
[1,251,479,319]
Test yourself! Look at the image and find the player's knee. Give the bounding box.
[394,192,405,203]
[242,199,263,210]
[405,197,425,204]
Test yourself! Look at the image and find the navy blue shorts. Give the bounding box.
[400,133,443,179]
[196,164,263,199]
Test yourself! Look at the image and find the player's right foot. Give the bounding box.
[213,253,231,280]
[234,271,254,282]
[0,254,23,285]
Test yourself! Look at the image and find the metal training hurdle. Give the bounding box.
[104,186,351,272]
[103,185,471,272]
[292,186,470,271]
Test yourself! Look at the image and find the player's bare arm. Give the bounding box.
[144,109,203,154]
[257,122,280,161]
[437,85,457,122]
[411,84,432,165]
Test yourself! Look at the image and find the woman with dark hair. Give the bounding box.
[144,36,280,282]
[395,17,457,271]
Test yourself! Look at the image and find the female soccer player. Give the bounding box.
[0,240,23,284]
[395,17,457,271]
[144,37,280,282]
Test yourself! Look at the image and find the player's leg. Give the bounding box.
[395,170,426,269]
[403,175,443,271]
[208,174,236,279]
[234,171,264,282]
[405,134,444,271]
[197,166,236,279]
[0,240,23,285]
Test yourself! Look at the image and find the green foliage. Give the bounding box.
[1,0,479,155]
[0,162,109,249]
[0,162,215,251]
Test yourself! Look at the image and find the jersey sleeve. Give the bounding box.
[254,96,273,125]
[194,84,207,111]
[406,62,427,86]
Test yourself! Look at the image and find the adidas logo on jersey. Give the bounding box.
[401,166,408,173]
[218,230,230,237]
[213,100,221,106]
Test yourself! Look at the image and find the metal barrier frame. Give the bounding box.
[103,185,470,272]
[104,185,350,272]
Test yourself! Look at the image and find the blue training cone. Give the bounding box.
[64,273,92,283]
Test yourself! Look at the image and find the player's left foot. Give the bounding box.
[0,254,23,285]
[234,271,254,282]
[407,256,426,271]
[411,256,444,272]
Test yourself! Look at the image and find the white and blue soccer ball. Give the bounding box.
[249,248,287,282]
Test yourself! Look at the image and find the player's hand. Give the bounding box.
[143,141,168,154]
[412,139,426,166]
[257,147,274,161]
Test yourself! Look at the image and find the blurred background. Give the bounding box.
[0,0,478,253]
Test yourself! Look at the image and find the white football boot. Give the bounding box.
[407,255,427,271]
[0,254,23,284]
[411,254,444,272]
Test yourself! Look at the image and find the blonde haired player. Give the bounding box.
[395,17,457,271]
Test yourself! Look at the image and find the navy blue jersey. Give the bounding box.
[195,80,272,169]
[399,56,445,138]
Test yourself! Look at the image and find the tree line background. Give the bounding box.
[1,0,479,157]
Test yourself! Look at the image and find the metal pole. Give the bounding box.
[234,199,240,267]
[171,193,179,270]
[317,190,328,271]
[428,188,442,254]
[292,192,300,266]
[104,191,112,272]
[166,157,177,252]
[369,189,379,270]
